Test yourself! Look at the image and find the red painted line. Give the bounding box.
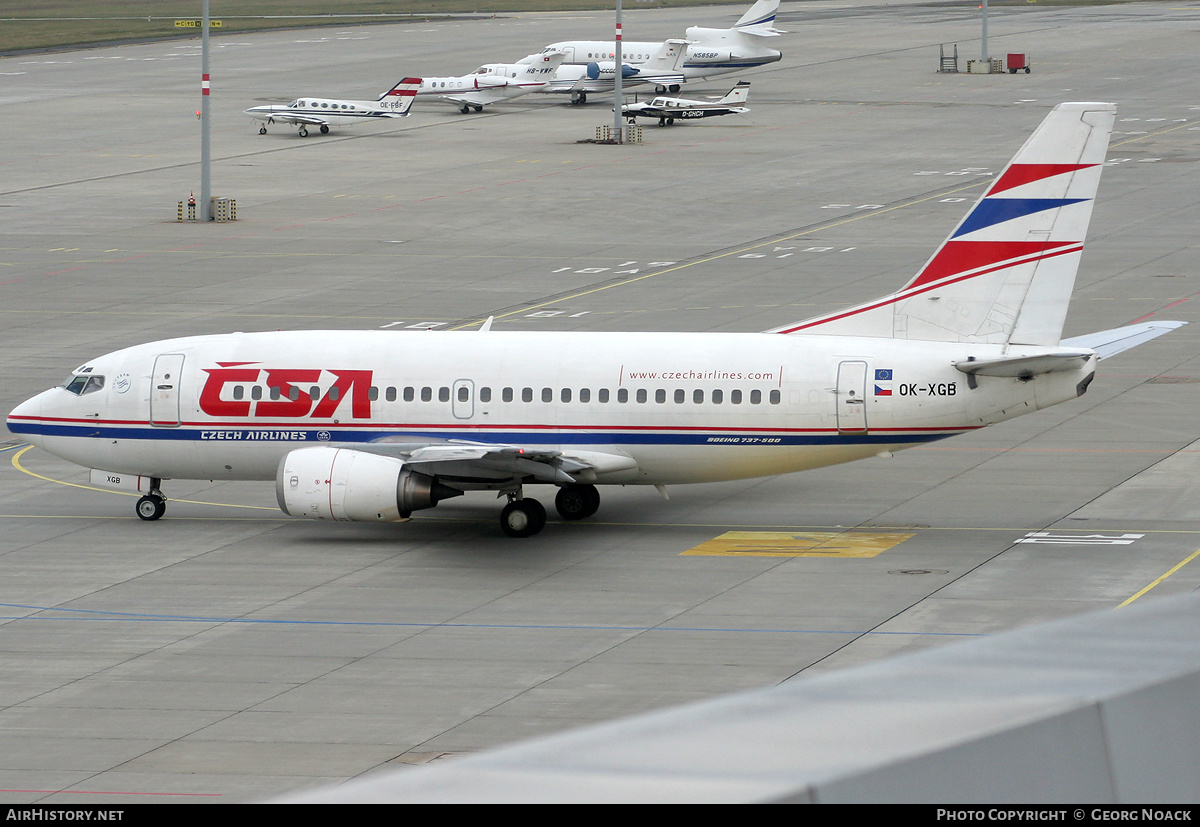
[1130,293,1197,324]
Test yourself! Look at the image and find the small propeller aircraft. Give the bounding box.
[621,81,751,126]
[244,78,421,137]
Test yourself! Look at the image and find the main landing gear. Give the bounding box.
[135,479,167,521]
[498,484,601,537]
[570,91,588,105]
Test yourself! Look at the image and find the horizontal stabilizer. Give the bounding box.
[954,351,1093,378]
[1061,320,1186,360]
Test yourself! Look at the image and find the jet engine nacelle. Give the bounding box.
[684,46,734,64]
[276,446,462,522]
[586,62,639,80]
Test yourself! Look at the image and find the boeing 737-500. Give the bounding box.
[7,103,1182,537]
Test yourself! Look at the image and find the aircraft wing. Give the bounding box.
[444,90,506,107]
[265,112,330,127]
[1060,321,1186,360]
[339,440,639,486]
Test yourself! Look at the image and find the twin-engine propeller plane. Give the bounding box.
[417,50,566,113]
[244,77,421,136]
[621,81,750,126]
[7,104,1183,538]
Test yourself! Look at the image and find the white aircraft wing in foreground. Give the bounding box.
[419,51,566,113]
[8,103,1182,537]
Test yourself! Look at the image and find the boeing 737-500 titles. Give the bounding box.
[7,104,1182,537]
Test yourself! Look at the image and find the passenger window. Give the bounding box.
[503,387,514,403]
[655,389,666,404]
[386,387,397,402]
[674,389,685,404]
[541,388,553,403]
[480,387,491,403]
[289,385,301,401]
[232,385,244,400]
[310,386,320,400]
[457,386,468,402]
[693,389,704,404]
[712,389,723,404]
[636,389,647,403]
[251,386,263,401]
[731,389,742,405]
[561,388,571,403]
[618,388,628,403]
[439,387,450,403]
[579,388,590,403]
[421,387,432,402]
[327,387,340,401]
[750,390,762,404]
[770,390,781,405]
[522,387,533,403]
[368,386,379,401]
[598,388,609,403]
[404,387,414,402]
[269,386,281,400]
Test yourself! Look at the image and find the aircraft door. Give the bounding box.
[452,379,474,420]
[835,360,868,433]
[150,353,186,427]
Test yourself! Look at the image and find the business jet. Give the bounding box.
[7,104,1183,539]
[540,40,689,105]
[622,81,750,126]
[416,50,566,113]
[539,0,783,103]
[244,77,421,136]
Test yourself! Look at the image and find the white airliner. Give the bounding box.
[539,0,783,103]
[417,51,566,113]
[244,77,421,136]
[6,104,1183,538]
[622,81,751,126]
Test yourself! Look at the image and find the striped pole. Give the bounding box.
[612,1,623,143]
[199,0,212,220]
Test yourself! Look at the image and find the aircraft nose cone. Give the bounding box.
[6,391,46,448]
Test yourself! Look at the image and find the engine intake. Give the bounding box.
[276,446,461,522]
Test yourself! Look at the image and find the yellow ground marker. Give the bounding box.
[683,530,914,558]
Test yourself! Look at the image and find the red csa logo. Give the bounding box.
[200,363,373,419]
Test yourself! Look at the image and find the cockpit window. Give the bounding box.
[62,374,105,396]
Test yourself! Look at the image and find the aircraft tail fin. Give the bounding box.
[716,81,751,105]
[768,102,1117,345]
[378,77,423,114]
[735,0,784,34]
[644,39,689,74]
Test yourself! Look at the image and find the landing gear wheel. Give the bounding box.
[136,495,166,522]
[668,84,681,93]
[666,117,675,126]
[473,105,483,113]
[500,499,546,538]
[298,126,308,137]
[258,125,267,135]
[555,485,600,521]
[319,124,329,134]
[461,103,470,114]
[657,118,666,127]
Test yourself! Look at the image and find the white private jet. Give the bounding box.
[542,39,690,105]
[417,50,566,113]
[622,81,751,126]
[540,0,783,104]
[7,104,1183,539]
[244,77,421,137]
